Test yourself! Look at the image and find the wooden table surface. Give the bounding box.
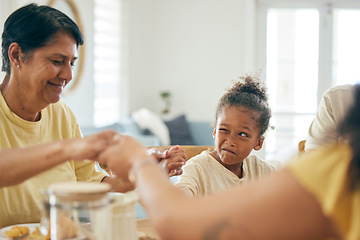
[137,218,160,239]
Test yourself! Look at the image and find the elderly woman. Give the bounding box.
[0,3,185,228]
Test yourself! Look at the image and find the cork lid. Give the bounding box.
[48,182,112,202]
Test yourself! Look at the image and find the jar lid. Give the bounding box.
[48,182,112,202]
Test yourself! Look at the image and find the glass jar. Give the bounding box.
[41,182,138,240]
[42,182,111,240]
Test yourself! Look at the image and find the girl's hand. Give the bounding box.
[147,145,186,176]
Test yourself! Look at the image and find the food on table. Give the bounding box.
[4,214,77,240]
[5,226,30,239]
[29,226,50,240]
[57,213,78,239]
[5,225,48,240]
[138,231,157,240]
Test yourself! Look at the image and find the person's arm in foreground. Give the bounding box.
[0,130,117,188]
[99,135,341,240]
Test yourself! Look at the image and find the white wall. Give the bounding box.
[124,0,257,121]
[0,0,261,156]
[59,0,95,126]
[1,0,258,125]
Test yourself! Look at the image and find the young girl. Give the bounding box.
[175,74,277,196]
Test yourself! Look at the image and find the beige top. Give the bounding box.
[305,84,354,151]
[175,150,276,196]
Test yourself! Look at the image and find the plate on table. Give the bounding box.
[0,223,86,240]
[0,223,38,239]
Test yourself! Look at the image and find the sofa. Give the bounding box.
[81,118,161,146]
[80,115,215,147]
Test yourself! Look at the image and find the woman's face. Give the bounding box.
[18,31,78,106]
[212,106,264,165]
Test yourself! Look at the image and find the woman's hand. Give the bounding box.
[66,130,119,161]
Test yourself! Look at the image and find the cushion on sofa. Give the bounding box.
[132,108,170,145]
[164,115,195,145]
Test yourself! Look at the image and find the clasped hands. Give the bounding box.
[70,130,186,183]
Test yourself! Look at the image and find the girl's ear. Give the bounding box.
[212,128,216,139]
[253,136,265,151]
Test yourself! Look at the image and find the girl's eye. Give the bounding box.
[239,132,249,137]
[219,128,228,132]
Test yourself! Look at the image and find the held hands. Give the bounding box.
[147,145,186,176]
[97,135,187,184]
[97,135,152,182]
[67,130,119,161]
[67,130,187,178]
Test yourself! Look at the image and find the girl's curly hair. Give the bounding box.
[215,74,272,137]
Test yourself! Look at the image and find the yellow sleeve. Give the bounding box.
[71,160,107,182]
[287,144,360,239]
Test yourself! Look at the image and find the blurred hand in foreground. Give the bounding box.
[97,135,151,182]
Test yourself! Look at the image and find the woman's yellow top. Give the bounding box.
[287,144,360,239]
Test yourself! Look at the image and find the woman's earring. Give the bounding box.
[16,65,19,68]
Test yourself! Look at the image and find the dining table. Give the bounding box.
[137,218,160,240]
[0,218,159,240]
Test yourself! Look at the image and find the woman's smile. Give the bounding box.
[46,80,65,94]
[48,80,65,88]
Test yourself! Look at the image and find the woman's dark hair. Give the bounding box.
[338,84,360,189]
[1,3,84,74]
[215,74,272,137]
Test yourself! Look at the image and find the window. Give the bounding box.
[94,0,122,127]
[258,1,360,163]
[333,9,360,85]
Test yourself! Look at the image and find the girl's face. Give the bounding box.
[212,106,264,166]
[18,31,78,107]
